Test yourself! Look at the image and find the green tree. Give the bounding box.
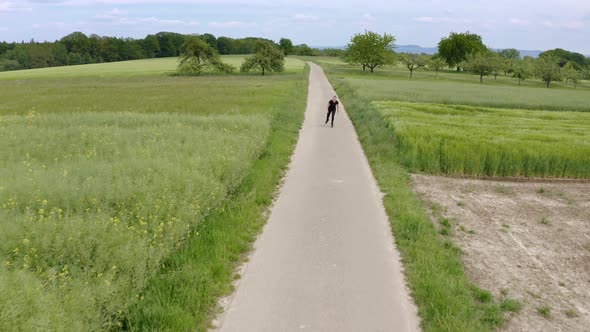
[562,62,581,86]
[26,43,55,68]
[240,40,285,75]
[345,30,396,72]
[293,44,316,56]
[464,51,496,83]
[489,53,503,80]
[121,40,145,60]
[155,32,186,57]
[216,37,234,54]
[5,46,34,69]
[279,38,294,56]
[437,31,487,71]
[540,48,586,69]
[68,52,83,65]
[399,53,427,79]
[498,48,520,60]
[512,57,534,85]
[200,33,217,49]
[498,48,520,76]
[0,58,20,71]
[52,42,68,66]
[428,55,447,77]
[0,41,10,56]
[233,37,274,54]
[61,32,90,57]
[177,36,234,75]
[141,34,160,58]
[322,48,344,57]
[535,55,561,88]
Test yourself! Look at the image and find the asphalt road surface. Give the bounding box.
[214,63,420,332]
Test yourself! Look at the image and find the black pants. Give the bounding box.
[325,109,336,126]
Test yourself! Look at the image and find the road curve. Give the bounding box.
[214,62,420,332]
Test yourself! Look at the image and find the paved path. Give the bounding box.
[214,63,420,332]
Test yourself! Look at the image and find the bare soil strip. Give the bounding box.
[412,174,590,332]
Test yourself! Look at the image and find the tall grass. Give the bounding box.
[377,101,590,178]
[0,112,269,330]
[0,57,308,330]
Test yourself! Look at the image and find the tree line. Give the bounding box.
[0,31,326,72]
[344,30,590,88]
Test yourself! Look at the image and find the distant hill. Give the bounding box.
[392,45,544,58]
[315,44,544,58]
[394,45,438,54]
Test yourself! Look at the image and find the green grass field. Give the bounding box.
[377,101,590,178]
[0,57,307,330]
[0,55,305,80]
[309,56,590,112]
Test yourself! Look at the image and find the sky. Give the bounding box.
[1,0,589,54]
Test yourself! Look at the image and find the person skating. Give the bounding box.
[325,95,339,127]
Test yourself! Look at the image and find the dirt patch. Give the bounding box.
[412,174,590,332]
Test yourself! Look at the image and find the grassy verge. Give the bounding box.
[327,72,517,331]
[122,66,309,331]
[376,101,590,178]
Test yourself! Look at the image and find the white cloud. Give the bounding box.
[93,9,199,26]
[292,14,318,22]
[0,1,31,12]
[117,16,199,26]
[363,13,376,22]
[110,7,122,15]
[509,18,530,26]
[209,20,254,28]
[23,0,275,5]
[414,16,434,23]
[32,21,69,29]
[0,1,15,11]
[563,21,584,29]
[413,16,472,24]
[95,7,125,19]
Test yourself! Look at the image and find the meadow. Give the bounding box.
[0,55,305,80]
[377,101,590,178]
[0,56,307,330]
[312,57,590,112]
